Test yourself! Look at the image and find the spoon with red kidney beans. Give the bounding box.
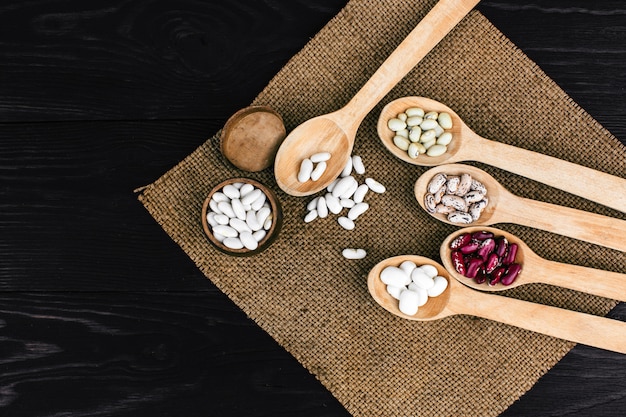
[440,226,626,302]
[414,164,626,253]
[368,255,626,354]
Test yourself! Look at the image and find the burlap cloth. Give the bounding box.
[138,0,626,415]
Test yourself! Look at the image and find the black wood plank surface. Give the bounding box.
[1,0,625,416]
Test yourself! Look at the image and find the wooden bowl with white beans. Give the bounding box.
[202,178,282,256]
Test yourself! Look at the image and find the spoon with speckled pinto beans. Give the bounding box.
[413,164,626,252]
[273,0,480,196]
[368,255,626,354]
[378,96,626,214]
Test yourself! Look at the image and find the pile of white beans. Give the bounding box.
[302,154,387,260]
[297,152,331,182]
[424,172,488,224]
[387,107,453,158]
[380,260,448,316]
[205,182,274,251]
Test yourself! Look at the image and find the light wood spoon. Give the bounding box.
[367,255,626,354]
[273,0,481,196]
[378,96,626,214]
[440,226,626,301]
[414,164,626,252]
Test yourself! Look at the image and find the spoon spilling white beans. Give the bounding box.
[367,255,626,354]
[378,96,626,214]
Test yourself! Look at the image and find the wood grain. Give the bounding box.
[1,0,625,416]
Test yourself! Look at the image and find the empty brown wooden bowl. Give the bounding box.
[220,106,286,172]
[201,178,282,256]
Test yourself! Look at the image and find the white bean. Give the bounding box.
[399,260,417,277]
[342,248,366,259]
[252,229,266,242]
[380,266,411,287]
[386,285,404,300]
[399,290,419,315]
[223,237,244,250]
[352,184,369,204]
[212,192,230,203]
[217,201,235,218]
[297,158,314,182]
[428,276,449,297]
[239,231,258,251]
[231,198,246,220]
[331,176,355,198]
[250,192,266,211]
[212,225,238,238]
[438,112,453,129]
[411,268,435,290]
[317,196,328,218]
[222,184,240,199]
[241,188,262,206]
[325,193,342,215]
[304,209,318,223]
[214,213,229,225]
[206,212,218,227]
[365,178,386,194]
[340,198,355,208]
[310,161,327,181]
[230,218,252,234]
[426,144,447,157]
[387,118,406,131]
[245,210,262,232]
[256,207,271,228]
[339,178,359,199]
[347,202,369,220]
[310,152,331,163]
[340,156,353,177]
[337,216,355,230]
[239,183,254,198]
[352,155,365,175]
[407,285,429,307]
[419,264,438,279]
[307,197,319,211]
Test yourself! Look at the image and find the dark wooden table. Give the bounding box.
[2,1,625,416]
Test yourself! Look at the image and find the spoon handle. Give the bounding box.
[342,0,479,127]
[501,194,626,252]
[473,135,626,214]
[458,289,626,354]
[533,259,626,302]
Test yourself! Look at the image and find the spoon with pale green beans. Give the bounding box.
[368,255,626,354]
[378,96,626,214]
[414,164,626,253]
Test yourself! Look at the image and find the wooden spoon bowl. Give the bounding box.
[380,96,626,214]
[440,226,626,301]
[201,177,282,256]
[414,164,626,252]
[367,254,626,354]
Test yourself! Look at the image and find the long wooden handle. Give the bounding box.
[498,194,626,252]
[341,0,480,127]
[473,135,626,214]
[459,289,626,354]
[533,259,626,302]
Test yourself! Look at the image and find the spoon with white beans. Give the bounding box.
[414,164,626,252]
[378,96,626,214]
[367,255,626,354]
[440,226,626,302]
[273,0,480,196]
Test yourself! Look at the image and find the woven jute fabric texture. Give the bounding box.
[138,0,626,415]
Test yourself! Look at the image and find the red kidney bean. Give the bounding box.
[495,236,508,258]
[449,231,522,286]
[501,263,522,285]
[451,250,466,276]
[472,231,494,240]
[450,233,471,249]
[503,243,518,265]
[477,238,495,260]
[475,267,487,284]
[465,258,484,279]
[488,266,506,286]
[485,252,500,274]
[459,240,480,254]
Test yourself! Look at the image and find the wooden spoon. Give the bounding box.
[414,164,626,252]
[379,96,626,214]
[367,255,626,354]
[440,226,626,301]
[273,0,481,196]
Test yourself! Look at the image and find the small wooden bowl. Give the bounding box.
[201,178,282,256]
[220,106,286,172]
